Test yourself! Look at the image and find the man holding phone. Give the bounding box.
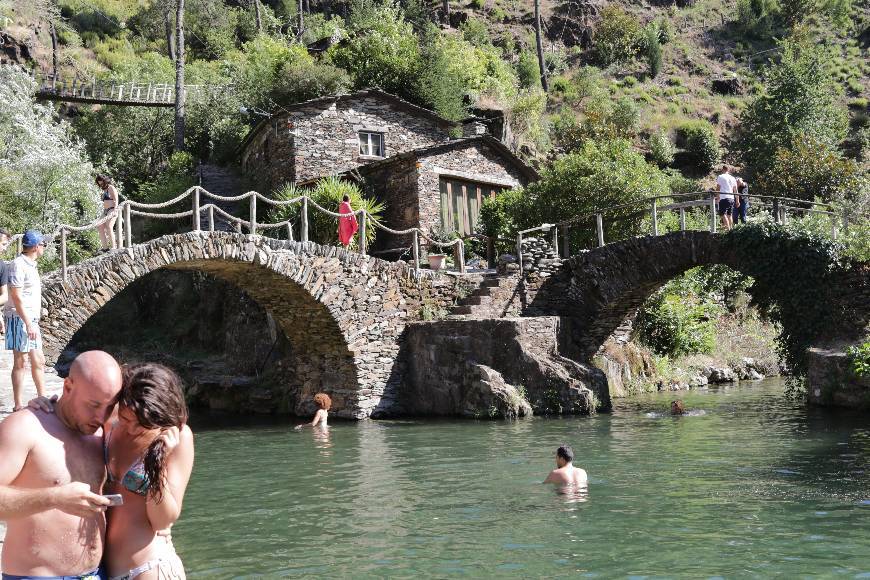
[0,350,123,579]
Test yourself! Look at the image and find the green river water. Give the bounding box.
[175,378,870,578]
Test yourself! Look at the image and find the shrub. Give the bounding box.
[846,341,870,377]
[593,6,641,66]
[650,129,675,167]
[737,0,779,38]
[635,293,720,357]
[460,18,491,47]
[517,51,542,90]
[643,27,663,79]
[677,120,720,173]
[268,177,384,249]
[481,138,670,246]
[755,136,865,202]
[328,2,423,101]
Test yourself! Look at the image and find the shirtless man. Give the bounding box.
[0,351,122,579]
[543,445,588,486]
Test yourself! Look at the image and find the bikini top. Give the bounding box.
[104,422,150,496]
[102,188,113,201]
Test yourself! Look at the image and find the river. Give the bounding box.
[173,378,870,577]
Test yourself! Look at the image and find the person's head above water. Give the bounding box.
[671,400,685,415]
[314,392,332,411]
[556,445,574,467]
[58,350,123,435]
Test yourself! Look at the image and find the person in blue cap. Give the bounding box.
[3,230,47,411]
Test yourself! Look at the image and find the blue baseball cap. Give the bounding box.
[22,230,45,248]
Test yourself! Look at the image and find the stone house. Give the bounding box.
[238,89,537,256]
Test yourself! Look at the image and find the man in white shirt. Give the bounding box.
[715,165,739,231]
[0,228,11,337]
[3,230,47,411]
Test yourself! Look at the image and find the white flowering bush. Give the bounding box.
[0,65,100,239]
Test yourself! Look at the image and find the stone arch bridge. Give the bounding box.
[40,230,868,418]
[482,230,869,356]
[40,232,461,419]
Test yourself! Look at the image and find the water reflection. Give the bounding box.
[555,483,589,505]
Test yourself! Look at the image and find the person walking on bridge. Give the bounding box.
[96,174,120,252]
[4,230,48,411]
[715,165,739,231]
[338,194,358,247]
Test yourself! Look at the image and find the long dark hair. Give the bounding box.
[95,174,113,188]
[120,363,188,502]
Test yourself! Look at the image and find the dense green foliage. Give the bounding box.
[676,120,720,173]
[635,292,720,357]
[846,341,870,377]
[593,6,641,66]
[650,129,675,168]
[0,67,99,234]
[480,138,670,246]
[735,35,849,180]
[268,176,384,249]
[721,221,851,376]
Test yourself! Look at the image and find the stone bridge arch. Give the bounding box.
[41,232,459,418]
[525,231,868,357]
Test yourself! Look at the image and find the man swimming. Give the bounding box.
[543,445,588,486]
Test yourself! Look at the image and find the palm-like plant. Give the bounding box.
[268,176,385,250]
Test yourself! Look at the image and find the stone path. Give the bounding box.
[0,350,65,548]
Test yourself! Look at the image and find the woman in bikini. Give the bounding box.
[95,175,119,251]
[103,362,194,580]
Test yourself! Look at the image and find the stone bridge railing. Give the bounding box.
[6,186,471,281]
[514,190,861,272]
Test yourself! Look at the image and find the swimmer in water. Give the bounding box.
[671,400,685,415]
[543,445,588,486]
[295,392,331,430]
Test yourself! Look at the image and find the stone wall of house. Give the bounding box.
[360,157,420,257]
[241,95,453,192]
[416,142,528,239]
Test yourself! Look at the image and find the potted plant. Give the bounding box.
[427,226,453,270]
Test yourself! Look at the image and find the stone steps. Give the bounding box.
[198,164,253,232]
[447,273,521,319]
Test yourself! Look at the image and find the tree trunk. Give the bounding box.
[253,0,262,32]
[49,21,58,80]
[443,0,450,24]
[174,0,185,152]
[163,1,176,61]
[297,0,304,32]
[534,0,548,92]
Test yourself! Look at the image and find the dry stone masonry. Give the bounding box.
[41,232,463,419]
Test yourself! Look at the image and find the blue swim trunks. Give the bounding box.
[3,314,42,353]
[1,568,104,580]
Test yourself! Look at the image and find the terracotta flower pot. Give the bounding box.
[428,254,447,270]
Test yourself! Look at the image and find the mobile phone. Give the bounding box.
[102,494,124,506]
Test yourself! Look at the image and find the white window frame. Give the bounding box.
[358,131,384,157]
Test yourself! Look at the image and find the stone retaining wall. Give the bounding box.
[398,317,609,417]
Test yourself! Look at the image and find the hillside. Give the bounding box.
[1,0,867,192]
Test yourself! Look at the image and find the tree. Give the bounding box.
[735,34,848,178]
[481,138,670,245]
[174,0,186,152]
[328,2,423,101]
[755,136,865,202]
[534,0,548,92]
[0,66,99,234]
